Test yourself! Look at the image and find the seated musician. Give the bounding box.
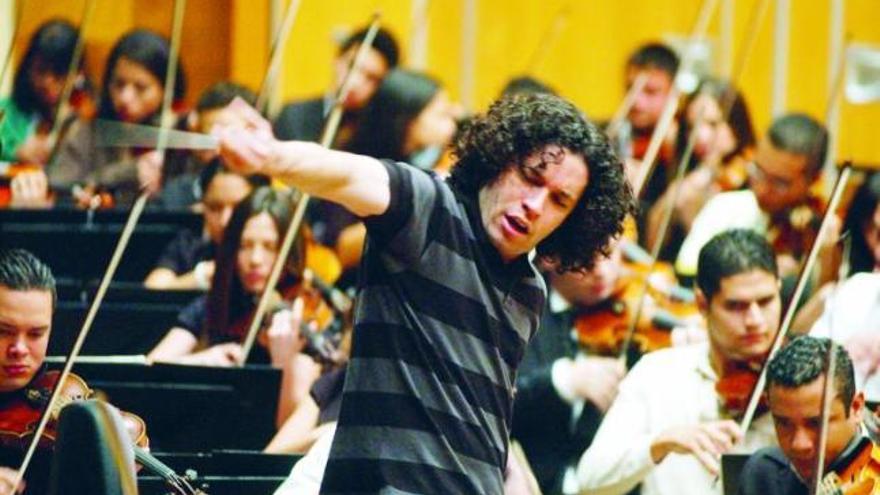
[737,336,872,495]
[1,20,92,209]
[158,80,258,210]
[0,249,56,494]
[144,161,265,290]
[147,186,324,425]
[676,113,829,282]
[576,229,780,495]
[511,235,702,494]
[49,29,187,206]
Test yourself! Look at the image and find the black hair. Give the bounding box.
[98,29,187,121]
[697,229,778,300]
[0,249,56,307]
[447,93,635,272]
[500,76,557,98]
[339,26,400,69]
[845,172,880,274]
[677,77,756,164]
[767,113,828,178]
[346,69,441,161]
[206,186,304,340]
[197,158,270,200]
[626,42,680,78]
[195,81,256,113]
[12,19,82,117]
[768,335,856,414]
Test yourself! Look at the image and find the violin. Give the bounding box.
[575,241,702,360]
[714,360,769,420]
[0,370,205,495]
[819,436,880,495]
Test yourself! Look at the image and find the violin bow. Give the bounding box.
[618,0,771,365]
[605,72,647,142]
[12,0,188,487]
[811,232,851,494]
[737,36,853,441]
[45,0,96,157]
[522,3,571,76]
[631,0,719,199]
[239,14,383,365]
[254,0,304,117]
[0,0,25,109]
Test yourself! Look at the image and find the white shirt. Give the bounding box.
[810,272,880,400]
[675,190,768,276]
[273,425,336,495]
[576,343,777,495]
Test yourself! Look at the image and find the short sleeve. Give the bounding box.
[362,160,442,265]
[175,296,207,339]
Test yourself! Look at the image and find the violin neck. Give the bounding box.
[133,445,199,495]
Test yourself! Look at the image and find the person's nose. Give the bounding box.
[522,187,548,221]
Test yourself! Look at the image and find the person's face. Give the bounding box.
[192,106,252,162]
[769,378,863,482]
[688,93,736,161]
[748,139,812,215]
[236,212,279,294]
[479,145,588,263]
[550,239,623,307]
[28,60,65,109]
[626,66,675,131]
[404,91,459,155]
[0,286,52,393]
[202,173,252,244]
[109,57,163,123]
[700,269,780,363]
[333,46,389,111]
[863,204,880,269]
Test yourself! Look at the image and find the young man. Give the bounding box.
[273,25,400,145]
[0,248,57,494]
[576,229,781,495]
[737,335,869,495]
[676,113,829,280]
[216,92,633,493]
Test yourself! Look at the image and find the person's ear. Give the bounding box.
[187,111,199,132]
[696,288,709,315]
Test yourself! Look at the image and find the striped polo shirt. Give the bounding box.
[320,160,546,494]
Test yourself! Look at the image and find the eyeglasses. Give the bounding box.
[746,160,796,192]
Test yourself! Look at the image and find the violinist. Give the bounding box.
[646,78,756,261]
[0,20,89,165]
[576,229,780,495]
[615,42,679,233]
[676,113,830,283]
[0,249,55,494]
[1,20,91,209]
[737,336,872,495]
[147,186,323,425]
[49,29,187,206]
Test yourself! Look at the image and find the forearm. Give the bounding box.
[267,141,389,217]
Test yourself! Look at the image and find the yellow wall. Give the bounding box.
[9,0,880,164]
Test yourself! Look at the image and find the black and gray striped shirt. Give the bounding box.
[320,160,545,494]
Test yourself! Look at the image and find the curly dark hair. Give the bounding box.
[447,93,634,272]
[767,336,856,414]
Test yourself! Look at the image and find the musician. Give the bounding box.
[50,29,187,205]
[0,248,55,494]
[646,78,756,261]
[0,20,88,165]
[144,161,265,290]
[158,80,258,210]
[147,186,323,425]
[576,229,780,495]
[215,92,632,494]
[737,336,869,495]
[615,42,680,229]
[676,113,829,281]
[272,25,400,146]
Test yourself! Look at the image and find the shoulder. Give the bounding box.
[739,446,797,491]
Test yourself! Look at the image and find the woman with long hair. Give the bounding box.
[50,29,186,205]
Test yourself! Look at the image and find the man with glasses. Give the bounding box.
[675,113,828,281]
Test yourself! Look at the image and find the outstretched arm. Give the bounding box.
[215,98,390,217]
